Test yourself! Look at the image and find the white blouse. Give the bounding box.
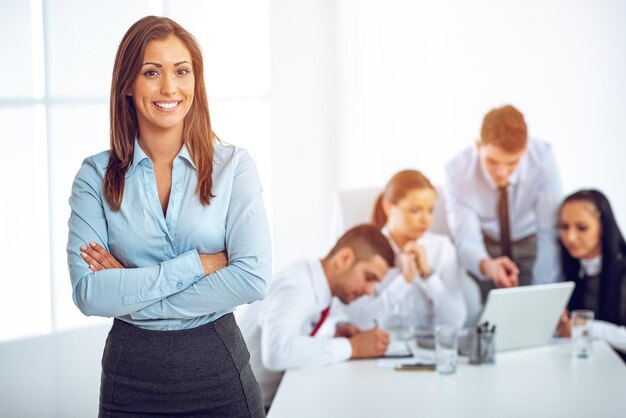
[339,231,467,331]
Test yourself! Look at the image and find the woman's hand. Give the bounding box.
[412,244,432,279]
[400,241,432,281]
[199,252,228,276]
[80,242,228,276]
[556,309,572,338]
[80,242,124,272]
[398,250,418,283]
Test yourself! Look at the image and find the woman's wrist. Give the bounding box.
[199,252,228,276]
[420,268,433,280]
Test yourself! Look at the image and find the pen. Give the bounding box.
[373,318,379,328]
[394,362,436,371]
[400,362,435,367]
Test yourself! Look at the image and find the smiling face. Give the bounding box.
[559,200,602,260]
[477,142,526,188]
[130,35,194,138]
[384,187,436,242]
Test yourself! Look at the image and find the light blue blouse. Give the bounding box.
[67,140,271,330]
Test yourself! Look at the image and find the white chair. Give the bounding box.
[330,185,450,237]
[329,187,381,240]
[330,185,482,327]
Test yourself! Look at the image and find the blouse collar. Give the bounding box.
[579,255,602,277]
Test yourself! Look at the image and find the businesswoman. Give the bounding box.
[67,16,270,417]
[342,170,467,332]
[557,189,626,360]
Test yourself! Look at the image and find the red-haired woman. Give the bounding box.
[343,170,467,334]
[67,16,269,417]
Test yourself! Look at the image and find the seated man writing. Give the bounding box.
[238,224,395,408]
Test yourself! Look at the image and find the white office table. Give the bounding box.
[268,341,626,418]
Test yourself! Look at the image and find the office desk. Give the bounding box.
[268,341,626,418]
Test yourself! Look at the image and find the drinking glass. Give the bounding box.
[435,325,458,375]
[571,309,594,358]
[384,294,415,341]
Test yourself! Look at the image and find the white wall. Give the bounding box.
[0,0,271,342]
[334,0,626,230]
[269,0,626,270]
[270,0,338,269]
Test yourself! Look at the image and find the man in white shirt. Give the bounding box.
[444,105,562,299]
[342,229,467,332]
[238,224,395,408]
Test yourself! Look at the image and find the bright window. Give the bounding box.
[0,0,271,341]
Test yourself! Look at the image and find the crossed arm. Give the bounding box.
[80,241,227,278]
[67,150,270,319]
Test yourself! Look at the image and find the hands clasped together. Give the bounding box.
[398,241,432,283]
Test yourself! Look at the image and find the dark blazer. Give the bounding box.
[566,253,626,362]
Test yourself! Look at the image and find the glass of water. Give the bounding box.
[571,309,594,358]
[384,294,415,341]
[435,325,458,375]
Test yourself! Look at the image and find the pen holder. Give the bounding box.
[469,326,496,365]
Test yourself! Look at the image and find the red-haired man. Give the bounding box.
[444,105,562,299]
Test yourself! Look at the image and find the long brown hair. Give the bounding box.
[105,16,216,211]
[371,170,435,229]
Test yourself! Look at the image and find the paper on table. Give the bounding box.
[384,341,412,358]
[376,350,436,368]
[376,342,435,368]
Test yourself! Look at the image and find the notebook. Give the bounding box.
[477,282,575,351]
[382,341,412,358]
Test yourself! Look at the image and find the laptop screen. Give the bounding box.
[477,282,575,351]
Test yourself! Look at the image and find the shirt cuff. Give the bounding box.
[164,249,205,284]
[591,320,626,352]
[332,337,354,362]
[122,249,205,306]
[414,272,446,301]
[468,250,489,280]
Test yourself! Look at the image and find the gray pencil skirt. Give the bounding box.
[99,314,265,418]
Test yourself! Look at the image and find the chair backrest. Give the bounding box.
[330,185,481,328]
[330,187,380,240]
[330,185,450,240]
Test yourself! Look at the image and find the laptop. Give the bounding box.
[477,282,575,351]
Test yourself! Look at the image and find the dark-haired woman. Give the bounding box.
[67,16,269,416]
[557,189,626,360]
